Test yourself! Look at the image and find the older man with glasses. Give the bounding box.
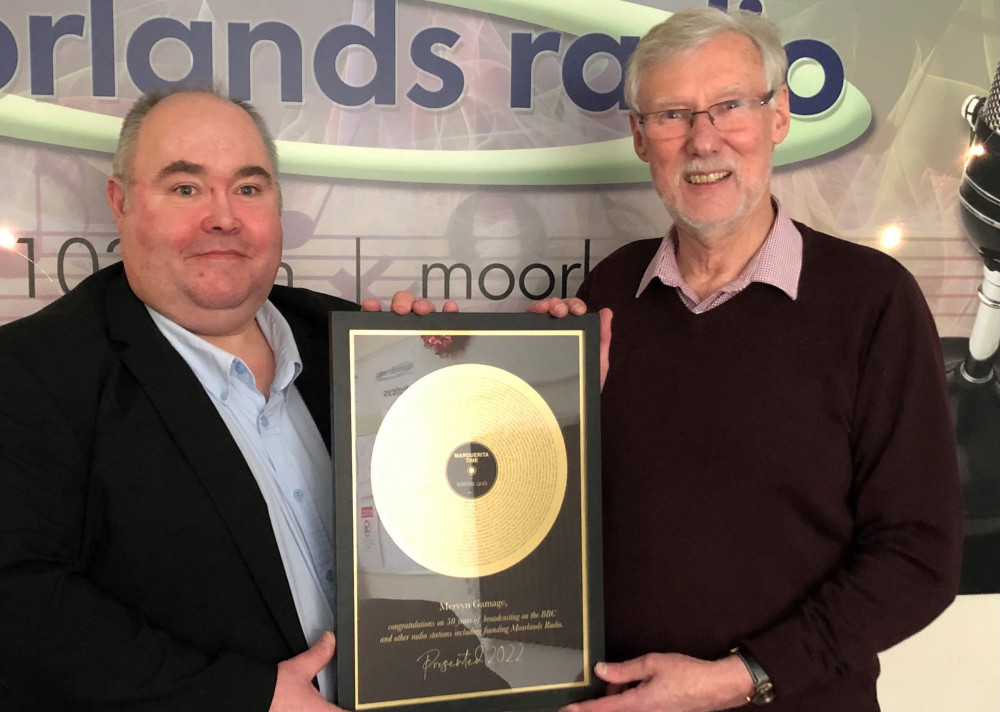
[537,7,962,712]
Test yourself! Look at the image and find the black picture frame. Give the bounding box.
[330,311,603,712]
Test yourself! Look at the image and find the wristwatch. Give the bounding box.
[730,647,775,705]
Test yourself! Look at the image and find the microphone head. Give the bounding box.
[959,58,1000,268]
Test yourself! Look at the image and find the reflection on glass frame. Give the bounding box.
[330,312,603,712]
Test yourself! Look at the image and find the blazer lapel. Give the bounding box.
[284,310,333,452]
[104,272,307,654]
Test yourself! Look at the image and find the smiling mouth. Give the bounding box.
[686,171,732,185]
[193,250,245,258]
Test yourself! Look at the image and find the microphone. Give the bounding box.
[958,58,1000,380]
[949,57,1000,591]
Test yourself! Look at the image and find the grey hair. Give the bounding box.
[624,7,787,112]
[111,86,280,184]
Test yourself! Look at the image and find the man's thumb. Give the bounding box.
[593,658,641,686]
[300,632,337,676]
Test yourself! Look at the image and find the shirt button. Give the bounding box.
[260,415,270,428]
[293,488,305,501]
[234,362,247,375]
[220,390,229,402]
[326,569,335,582]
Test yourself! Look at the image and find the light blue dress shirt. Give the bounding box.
[149,302,336,699]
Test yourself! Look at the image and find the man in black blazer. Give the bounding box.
[0,89,438,711]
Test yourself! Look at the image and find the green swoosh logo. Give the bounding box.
[0,0,871,185]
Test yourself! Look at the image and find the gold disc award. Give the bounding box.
[369,363,568,578]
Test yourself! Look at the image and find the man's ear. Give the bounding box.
[629,112,650,163]
[106,176,126,221]
[770,84,791,146]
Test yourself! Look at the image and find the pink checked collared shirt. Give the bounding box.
[635,199,803,313]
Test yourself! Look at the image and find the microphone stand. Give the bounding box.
[958,265,1000,385]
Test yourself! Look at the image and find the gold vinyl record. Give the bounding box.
[370,363,568,578]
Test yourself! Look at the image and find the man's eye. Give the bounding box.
[238,185,259,196]
[662,110,687,121]
[175,185,196,196]
[718,99,745,112]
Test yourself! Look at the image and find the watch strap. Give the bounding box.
[730,647,775,705]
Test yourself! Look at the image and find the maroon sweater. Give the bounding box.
[578,223,962,711]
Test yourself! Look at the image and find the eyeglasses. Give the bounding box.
[637,90,775,140]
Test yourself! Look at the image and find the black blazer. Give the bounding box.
[0,262,357,712]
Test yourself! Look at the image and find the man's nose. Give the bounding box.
[686,109,721,153]
[201,190,239,232]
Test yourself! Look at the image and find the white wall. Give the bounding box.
[879,595,999,711]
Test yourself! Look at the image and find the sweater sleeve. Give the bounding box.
[742,267,963,696]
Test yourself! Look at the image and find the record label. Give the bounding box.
[446,442,498,499]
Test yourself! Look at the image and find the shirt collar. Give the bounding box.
[147,300,303,398]
[636,198,802,300]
